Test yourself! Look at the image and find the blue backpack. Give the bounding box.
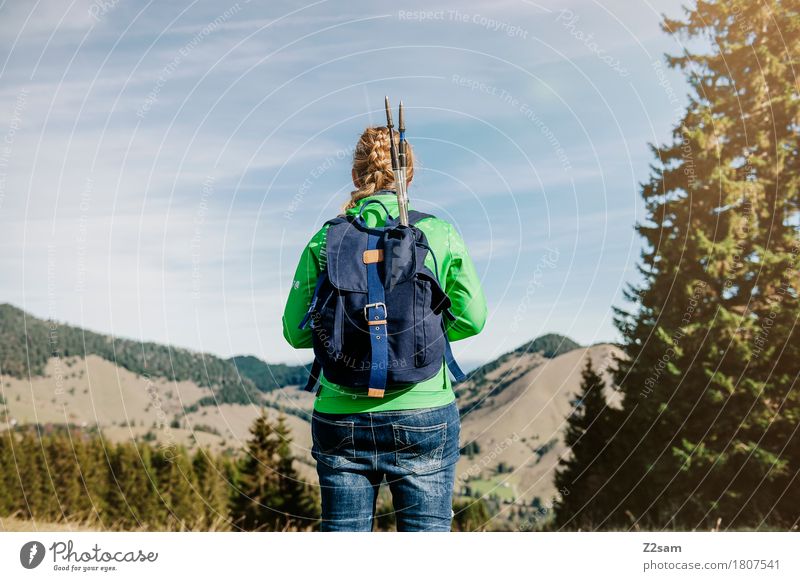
[300,199,466,398]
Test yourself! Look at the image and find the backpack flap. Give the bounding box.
[326,220,420,292]
[325,220,371,293]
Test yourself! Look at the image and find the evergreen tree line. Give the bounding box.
[0,413,319,531]
[555,0,799,531]
[229,355,311,393]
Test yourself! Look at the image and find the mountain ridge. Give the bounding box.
[0,303,308,404]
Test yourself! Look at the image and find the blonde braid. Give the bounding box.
[345,126,414,211]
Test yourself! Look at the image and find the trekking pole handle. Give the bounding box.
[397,101,410,226]
[385,96,409,226]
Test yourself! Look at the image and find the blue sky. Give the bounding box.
[0,0,690,368]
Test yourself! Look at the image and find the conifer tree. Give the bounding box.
[106,440,157,529]
[152,445,202,530]
[1,428,245,531]
[44,432,83,521]
[73,434,110,524]
[607,0,800,529]
[230,411,280,530]
[192,449,232,530]
[16,431,56,519]
[452,498,492,532]
[273,414,319,528]
[554,357,617,529]
[0,431,16,516]
[230,411,317,531]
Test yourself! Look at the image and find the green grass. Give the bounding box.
[465,474,518,503]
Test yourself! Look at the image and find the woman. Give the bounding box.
[282,126,486,531]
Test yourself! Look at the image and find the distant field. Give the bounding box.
[464,474,518,503]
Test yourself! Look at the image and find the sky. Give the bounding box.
[0,0,691,369]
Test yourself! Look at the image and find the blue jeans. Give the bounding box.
[311,400,460,532]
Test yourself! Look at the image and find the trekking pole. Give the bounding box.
[397,101,410,226]
[384,96,409,226]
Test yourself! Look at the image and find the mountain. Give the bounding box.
[458,333,583,411]
[0,303,309,398]
[454,339,624,513]
[0,303,259,405]
[0,303,623,525]
[512,333,582,358]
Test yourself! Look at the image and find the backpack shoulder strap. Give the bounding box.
[323,215,351,228]
[408,210,435,225]
[303,358,323,393]
[317,215,354,272]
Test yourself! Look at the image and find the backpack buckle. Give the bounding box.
[364,302,387,321]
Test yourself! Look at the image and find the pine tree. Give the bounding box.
[452,498,491,531]
[230,411,317,531]
[608,0,800,530]
[73,434,110,524]
[192,449,232,530]
[554,356,617,529]
[273,414,319,528]
[106,440,158,529]
[0,431,16,516]
[230,411,280,530]
[1,427,245,530]
[44,432,83,521]
[151,445,202,530]
[16,430,57,520]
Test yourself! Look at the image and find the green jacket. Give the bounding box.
[282,192,487,413]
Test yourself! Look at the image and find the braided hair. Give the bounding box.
[345,126,415,210]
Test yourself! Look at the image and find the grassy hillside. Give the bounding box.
[459,333,581,405]
[454,344,624,518]
[0,303,261,405]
